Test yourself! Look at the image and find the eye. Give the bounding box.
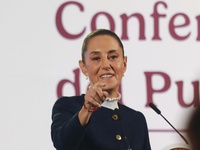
[109,55,118,60]
[92,57,100,61]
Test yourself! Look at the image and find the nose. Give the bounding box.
[101,58,111,70]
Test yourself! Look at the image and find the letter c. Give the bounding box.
[56,1,85,39]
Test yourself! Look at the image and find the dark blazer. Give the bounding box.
[51,95,151,150]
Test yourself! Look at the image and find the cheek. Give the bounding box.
[86,65,99,75]
[115,62,125,73]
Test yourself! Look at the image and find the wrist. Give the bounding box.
[83,102,98,112]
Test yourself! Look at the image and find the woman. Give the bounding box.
[51,29,151,150]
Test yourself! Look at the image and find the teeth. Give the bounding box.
[101,74,112,78]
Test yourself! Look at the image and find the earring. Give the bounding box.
[86,76,88,80]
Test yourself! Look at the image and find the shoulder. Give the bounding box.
[118,103,146,121]
[56,94,84,103]
[53,94,85,110]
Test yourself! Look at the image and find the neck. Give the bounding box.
[105,89,120,98]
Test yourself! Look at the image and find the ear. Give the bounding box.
[79,60,88,76]
[123,56,127,73]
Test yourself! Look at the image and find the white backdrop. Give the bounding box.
[1,0,200,149]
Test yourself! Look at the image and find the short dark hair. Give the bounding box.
[81,29,124,63]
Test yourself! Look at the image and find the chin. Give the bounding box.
[102,84,118,91]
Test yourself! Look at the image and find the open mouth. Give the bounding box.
[100,74,113,78]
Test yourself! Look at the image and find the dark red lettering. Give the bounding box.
[120,13,146,40]
[57,68,80,98]
[196,15,200,41]
[144,72,171,106]
[176,81,199,107]
[169,13,190,40]
[91,12,115,31]
[56,1,85,39]
[151,1,167,40]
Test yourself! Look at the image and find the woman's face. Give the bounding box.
[79,35,127,93]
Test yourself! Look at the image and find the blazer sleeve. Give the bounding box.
[51,97,86,150]
[142,113,151,150]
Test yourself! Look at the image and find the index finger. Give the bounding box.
[90,82,106,88]
[89,82,107,101]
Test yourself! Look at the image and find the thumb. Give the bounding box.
[102,91,108,100]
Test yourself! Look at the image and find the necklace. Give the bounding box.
[105,93,121,102]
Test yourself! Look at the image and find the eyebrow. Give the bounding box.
[108,50,118,54]
[89,49,118,55]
